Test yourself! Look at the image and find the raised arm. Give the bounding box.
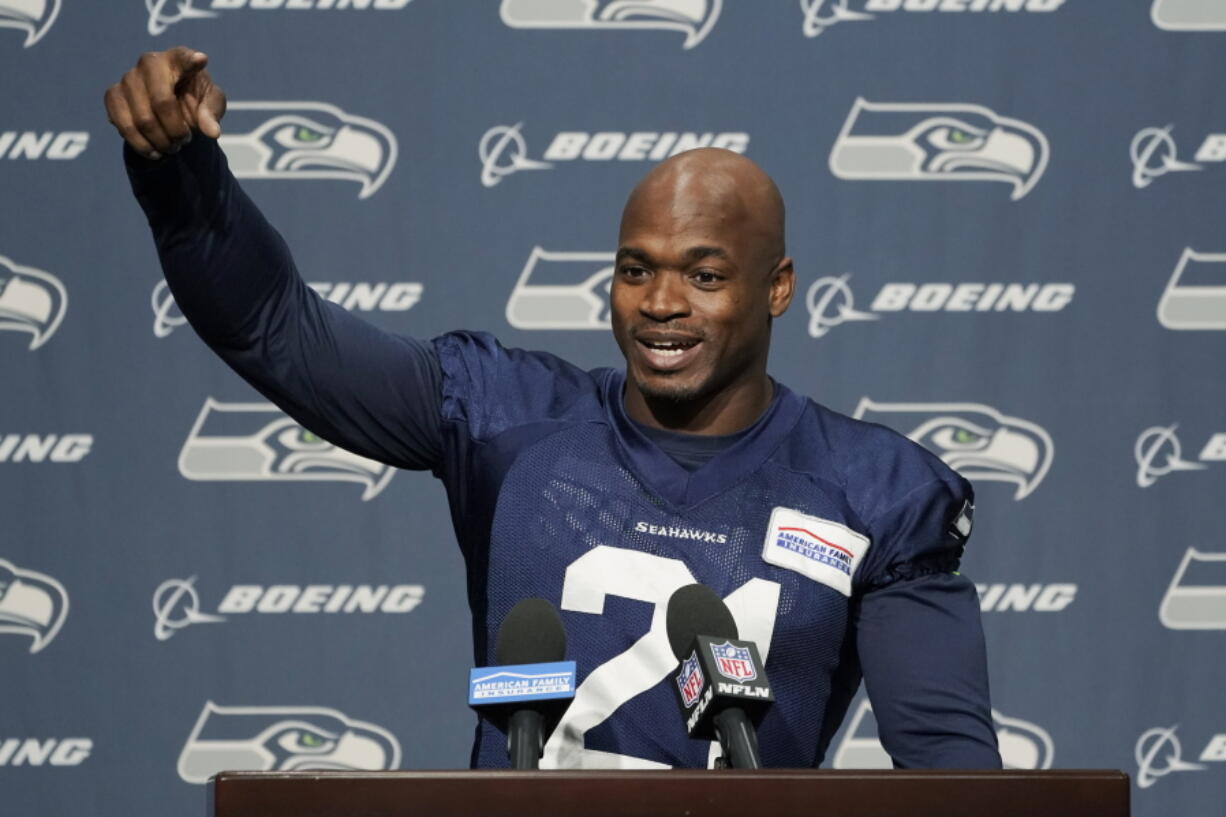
[107,48,442,471]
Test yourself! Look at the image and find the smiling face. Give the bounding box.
[612,149,794,433]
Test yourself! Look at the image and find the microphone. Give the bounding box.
[666,584,774,769]
[468,598,575,770]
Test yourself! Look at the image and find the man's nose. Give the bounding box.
[640,273,690,321]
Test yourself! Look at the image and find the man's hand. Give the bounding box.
[104,47,226,161]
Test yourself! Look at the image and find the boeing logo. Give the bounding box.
[805,275,878,338]
[976,583,1076,612]
[479,124,749,188]
[479,124,553,188]
[0,434,92,464]
[0,131,88,160]
[806,275,1073,339]
[1134,725,1226,789]
[1130,126,1202,189]
[147,0,413,36]
[0,738,91,767]
[153,279,422,337]
[802,0,1064,39]
[1133,424,1220,488]
[499,0,721,50]
[151,577,226,641]
[153,578,425,640]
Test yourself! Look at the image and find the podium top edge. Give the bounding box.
[213,769,1129,782]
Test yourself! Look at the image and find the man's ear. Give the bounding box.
[769,257,795,318]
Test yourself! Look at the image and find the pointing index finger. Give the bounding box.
[168,46,208,82]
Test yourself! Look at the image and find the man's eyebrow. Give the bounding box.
[684,246,730,262]
[615,247,652,263]
[614,246,732,264]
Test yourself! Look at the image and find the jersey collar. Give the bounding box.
[603,370,807,509]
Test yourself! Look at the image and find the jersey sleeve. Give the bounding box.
[125,137,442,471]
[855,474,974,591]
[432,330,602,443]
[849,453,999,768]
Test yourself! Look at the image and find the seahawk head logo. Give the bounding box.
[853,398,1053,500]
[177,702,402,783]
[177,398,396,501]
[505,247,613,330]
[833,698,1053,770]
[0,558,69,653]
[500,0,721,49]
[1152,0,1226,30]
[218,102,398,199]
[0,254,67,350]
[829,98,1049,200]
[0,0,59,47]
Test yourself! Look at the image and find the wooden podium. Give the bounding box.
[210,769,1129,817]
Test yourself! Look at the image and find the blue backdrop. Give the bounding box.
[3,1,1224,814]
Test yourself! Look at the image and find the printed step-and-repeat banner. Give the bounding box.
[3,1,1224,814]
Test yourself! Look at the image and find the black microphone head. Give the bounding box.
[495,598,567,665]
[666,583,738,661]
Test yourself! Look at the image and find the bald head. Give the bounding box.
[620,148,785,270]
[611,147,797,430]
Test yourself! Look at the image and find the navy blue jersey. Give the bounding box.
[127,137,1000,770]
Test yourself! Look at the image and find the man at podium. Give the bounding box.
[107,47,1002,770]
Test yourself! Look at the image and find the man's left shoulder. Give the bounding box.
[778,391,970,517]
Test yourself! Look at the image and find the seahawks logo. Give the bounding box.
[829,98,1049,200]
[500,0,721,49]
[854,399,1053,501]
[1157,248,1226,331]
[0,254,67,350]
[178,398,396,501]
[0,558,69,653]
[0,0,59,47]
[177,702,401,783]
[1159,548,1226,630]
[505,247,613,330]
[218,102,398,199]
[1152,0,1226,30]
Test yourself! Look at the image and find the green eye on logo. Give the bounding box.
[954,428,978,443]
[300,732,324,748]
[295,126,324,143]
[301,431,320,443]
[950,129,971,144]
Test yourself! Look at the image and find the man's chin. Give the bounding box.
[631,371,708,405]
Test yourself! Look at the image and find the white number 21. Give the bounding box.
[541,545,780,769]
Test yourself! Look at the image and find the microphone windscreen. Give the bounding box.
[665,583,738,661]
[495,598,567,666]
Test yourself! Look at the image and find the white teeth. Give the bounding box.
[653,347,685,357]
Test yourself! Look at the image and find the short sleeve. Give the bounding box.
[854,475,974,592]
[432,330,605,443]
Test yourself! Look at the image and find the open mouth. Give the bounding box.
[635,335,703,371]
[640,339,698,356]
